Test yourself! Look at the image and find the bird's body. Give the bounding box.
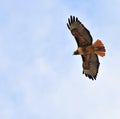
[67,16,106,80]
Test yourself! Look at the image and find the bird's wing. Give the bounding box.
[82,53,100,80]
[67,16,93,47]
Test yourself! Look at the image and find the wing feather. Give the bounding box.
[82,53,100,80]
[67,16,93,47]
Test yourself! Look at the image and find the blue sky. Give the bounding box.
[0,0,120,119]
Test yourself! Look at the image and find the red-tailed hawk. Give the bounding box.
[67,16,106,80]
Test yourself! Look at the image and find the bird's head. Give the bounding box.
[73,48,84,55]
[73,49,79,55]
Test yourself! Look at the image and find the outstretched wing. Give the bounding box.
[82,53,100,80]
[67,16,93,47]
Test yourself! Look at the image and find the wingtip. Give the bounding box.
[73,16,75,22]
[67,23,70,29]
[76,17,78,22]
[68,15,79,24]
[68,18,71,25]
[85,74,97,80]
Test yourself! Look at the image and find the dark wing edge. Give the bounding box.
[67,16,79,29]
[67,15,93,47]
[82,54,100,80]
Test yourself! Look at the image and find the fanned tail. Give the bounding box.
[93,39,106,57]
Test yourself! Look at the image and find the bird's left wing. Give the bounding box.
[82,53,100,80]
[67,16,93,47]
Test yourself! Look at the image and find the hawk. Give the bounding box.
[67,16,106,80]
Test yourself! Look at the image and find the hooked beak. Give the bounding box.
[73,50,79,55]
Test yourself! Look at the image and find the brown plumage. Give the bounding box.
[67,16,106,80]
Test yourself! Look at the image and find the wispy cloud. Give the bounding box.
[0,0,120,119]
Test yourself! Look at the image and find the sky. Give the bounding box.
[0,0,120,119]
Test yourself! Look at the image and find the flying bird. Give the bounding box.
[67,16,106,80]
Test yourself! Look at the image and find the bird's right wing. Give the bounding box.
[67,16,93,47]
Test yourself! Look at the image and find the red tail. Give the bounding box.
[93,39,106,57]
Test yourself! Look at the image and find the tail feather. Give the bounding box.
[93,39,106,57]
